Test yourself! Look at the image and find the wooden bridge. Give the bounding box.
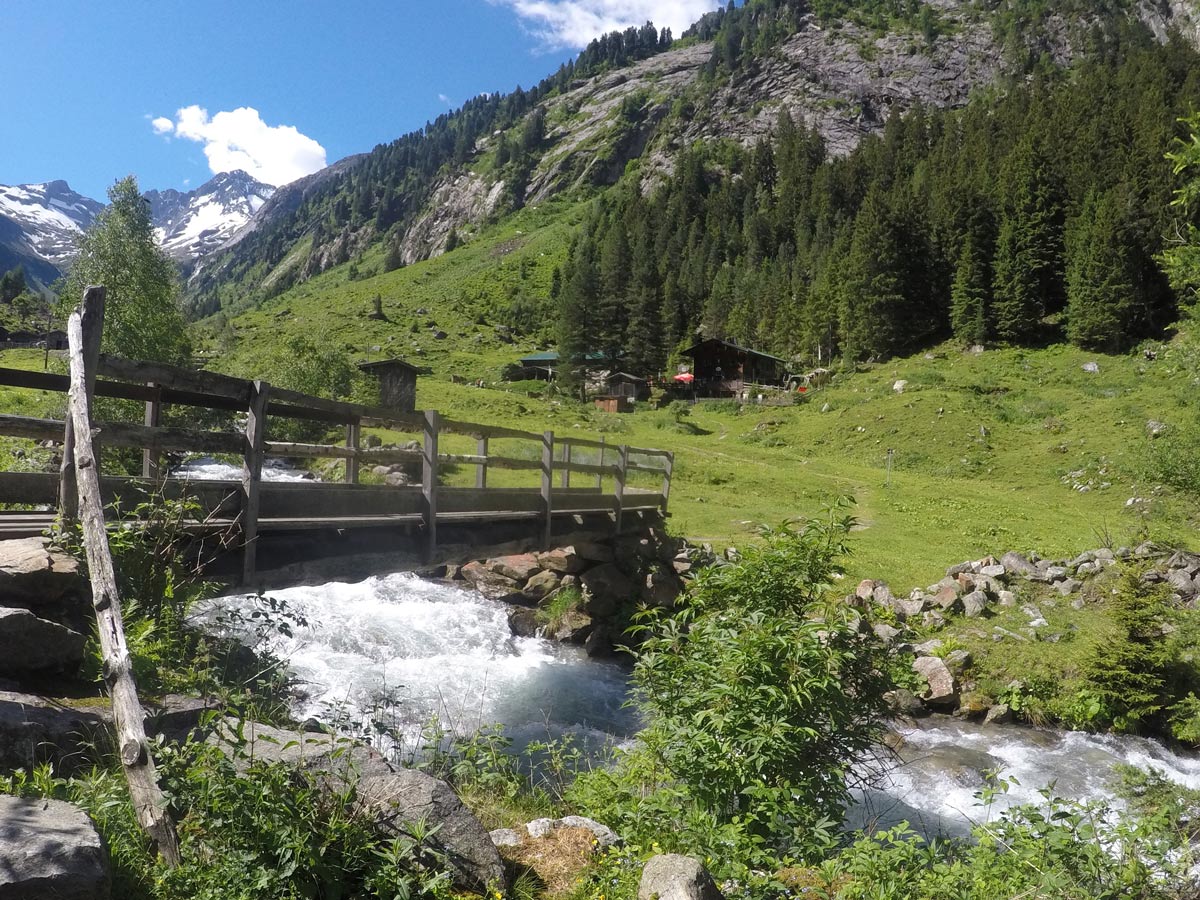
[0,288,674,584]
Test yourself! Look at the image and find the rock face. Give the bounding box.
[639,854,724,900]
[0,538,83,608]
[0,608,86,677]
[0,794,110,900]
[912,656,957,707]
[205,719,393,781]
[357,770,506,892]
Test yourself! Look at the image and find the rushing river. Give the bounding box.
[171,456,314,482]
[209,571,1200,836]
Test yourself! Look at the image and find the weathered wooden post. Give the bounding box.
[241,380,270,585]
[59,285,105,523]
[423,410,440,560]
[66,290,180,866]
[541,431,554,549]
[614,444,629,535]
[595,437,606,491]
[475,436,488,489]
[661,451,675,514]
[559,442,571,490]
[345,417,361,484]
[142,383,162,479]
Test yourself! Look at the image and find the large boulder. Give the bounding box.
[912,656,957,707]
[1000,551,1040,579]
[0,538,84,609]
[536,548,587,575]
[580,564,635,617]
[549,609,593,643]
[0,794,110,899]
[356,770,506,892]
[488,554,541,583]
[523,569,561,602]
[0,608,86,677]
[639,854,724,900]
[205,719,392,781]
[642,570,681,608]
[0,692,109,775]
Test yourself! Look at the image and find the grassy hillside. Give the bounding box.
[179,201,1200,592]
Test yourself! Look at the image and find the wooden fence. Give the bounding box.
[0,293,674,583]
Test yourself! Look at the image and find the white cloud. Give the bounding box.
[438,93,454,106]
[150,105,327,187]
[492,0,719,48]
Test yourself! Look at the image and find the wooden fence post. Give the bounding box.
[66,298,180,867]
[661,451,675,514]
[475,436,488,489]
[59,285,104,524]
[142,383,162,479]
[541,431,554,549]
[596,437,606,491]
[345,417,360,484]
[423,410,440,560]
[241,380,270,585]
[559,442,571,490]
[614,444,629,535]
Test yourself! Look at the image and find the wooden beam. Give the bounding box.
[541,430,554,549]
[438,417,540,442]
[98,422,245,455]
[596,437,606,491]
[60,286,104,525]
[345,418,360,484]
[614,444,629,535]
[97,354,252,403]
[141,384,162,479]
[66,296,180,867]
[422,410,439,560]
[661,451,675,513]
[241,381,270,585]
[559,442,571,490]
[0,413,65,441]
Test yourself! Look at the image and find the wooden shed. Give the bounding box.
[358,358,421,413]
[680,338,786,397]
[594,395,634,414]
[605,372,650,401]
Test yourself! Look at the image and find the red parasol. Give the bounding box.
[673,372,695,383]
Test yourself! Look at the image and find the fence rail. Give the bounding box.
[0,293,674,582]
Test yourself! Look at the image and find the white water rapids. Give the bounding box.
[208,571,1200,836]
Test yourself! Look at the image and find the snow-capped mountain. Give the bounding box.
[0,171,277,284]
[0,180,103,266]
[145,171,274,260]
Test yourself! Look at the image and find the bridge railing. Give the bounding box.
[0,288,674,582]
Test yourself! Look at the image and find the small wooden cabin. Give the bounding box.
[680,338,786,397]
[358,358,421,413]
[594,395,634,413]
[605,372,650,401]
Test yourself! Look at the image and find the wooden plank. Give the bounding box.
[0,367,247,413]
[241,381,270,585]
[66,294,180,867]
[596,437,605,490]
[142,384,162,479]
[541,430,553,549]
[558,435,608,450]
[98,422,245,455]
[627,446,673,459]
[270,386,427,429]
[345,418,360,484]
[97,354,251,403]
[661,451,675,512]
[559,442,571,490]
[422,410,439,560]
[0,413,64,441]
[437,488,542,514]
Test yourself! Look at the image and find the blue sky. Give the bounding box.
[3,0,719,200]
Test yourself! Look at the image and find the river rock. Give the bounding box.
[0,608,86,677]
[0,794,110,900]
[522,569,561,601]
[884,688,926,716]
[639,854,724,900]
[550,609,593,643]
[356,770,506,892]
[1054,578,1082,596]
[205,719,392,781]
[488,553,541,582]
[537,547,587,574]
[0,537,84,608]
[956,691,993,718]
[643,570,681,608]
[979,564,1006,579]
[943,649,972,676]
[569,540,615,563]
[460,561,526,604]
[912,656,957,706]
[580,564,635,616]
[984,702,1014,725]
[507,607,541,637]
[0,691,108,774]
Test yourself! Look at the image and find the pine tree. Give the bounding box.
[949,232,990,345]
[1066,189,1134,351]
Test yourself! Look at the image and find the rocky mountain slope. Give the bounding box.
[185,0,1200,311]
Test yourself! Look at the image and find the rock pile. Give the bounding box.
[855,542,1200,720]
[445,529,710,656]
[0,537,90,685]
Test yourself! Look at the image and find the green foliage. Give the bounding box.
[1065,189,1136,351]
[1159,112,1200,304]
[571,507,892,872]
[65,176,191,363]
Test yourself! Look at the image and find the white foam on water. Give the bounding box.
[172,456,313,482]
[203,571,638,758]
